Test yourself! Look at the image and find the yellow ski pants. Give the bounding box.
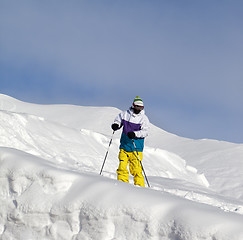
[116,149,145,187]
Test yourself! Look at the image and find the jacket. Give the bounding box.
[113,108,149,152]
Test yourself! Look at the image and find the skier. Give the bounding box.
[111,96,150,187]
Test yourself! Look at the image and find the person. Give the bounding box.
[111,96,150,187]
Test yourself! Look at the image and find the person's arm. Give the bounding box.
[134,115,149,138]
[111,112,124,131]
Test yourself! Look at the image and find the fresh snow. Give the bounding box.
[0,94,242,240]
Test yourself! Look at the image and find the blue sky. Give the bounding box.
[1,0,243,143]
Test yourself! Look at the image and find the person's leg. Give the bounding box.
[129,151,145,187]
[116,149,129,183]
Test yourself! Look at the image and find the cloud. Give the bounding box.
[1,0,243,142]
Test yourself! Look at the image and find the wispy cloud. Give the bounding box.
[1,0,243,142]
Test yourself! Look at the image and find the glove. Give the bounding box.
[127,131,135,139]
[111,123,119,131]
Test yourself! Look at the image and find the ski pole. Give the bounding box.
[100,131,114,175]
[132,139,151,188]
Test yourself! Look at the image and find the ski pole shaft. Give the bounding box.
[100,131,114,175]
[132,139,151,188]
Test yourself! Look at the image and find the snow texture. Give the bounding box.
[0,94,243,240]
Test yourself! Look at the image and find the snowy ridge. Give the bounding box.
[0,148,243,240]
[0,100,208,188]
[0,94,243,239]
[1,94,242,199]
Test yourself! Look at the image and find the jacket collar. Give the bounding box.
[129,107,144,116]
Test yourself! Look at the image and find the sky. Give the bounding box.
[1,0,243,143]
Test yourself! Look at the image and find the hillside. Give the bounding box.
[0,94,242,239]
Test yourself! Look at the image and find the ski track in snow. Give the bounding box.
[0,94,243,240]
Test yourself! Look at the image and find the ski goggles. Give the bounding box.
[133,103,144,110]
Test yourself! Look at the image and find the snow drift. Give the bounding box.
[0,94,243,240]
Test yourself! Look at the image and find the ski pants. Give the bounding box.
[116,149,145,187]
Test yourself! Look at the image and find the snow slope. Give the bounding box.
[0,94,243,240]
